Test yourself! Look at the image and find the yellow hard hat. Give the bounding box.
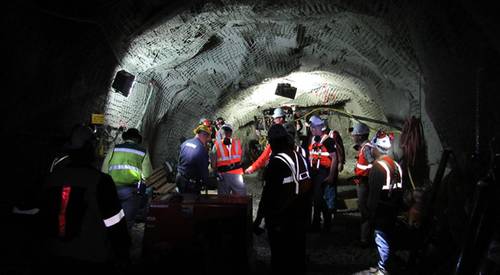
[193,124,212,135]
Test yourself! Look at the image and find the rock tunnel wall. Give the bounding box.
[4,0,500,203]
[109,2,426,167]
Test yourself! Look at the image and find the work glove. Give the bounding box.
[245,166,255,174]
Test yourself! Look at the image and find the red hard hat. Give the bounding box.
[199,118,211,127]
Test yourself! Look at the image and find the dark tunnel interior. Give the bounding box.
[3,0,500,274]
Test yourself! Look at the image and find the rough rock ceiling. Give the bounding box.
[102,0,441,169]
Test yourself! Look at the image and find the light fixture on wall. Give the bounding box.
[112,70,135,97]
[275,83,297,99]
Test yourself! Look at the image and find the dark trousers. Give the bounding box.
[116,186,140,230]
[175,174,201,194]
[267,222,306,275]
[135,186,153,221]
[311,168,331,229]
[356,178,371,242]
[254,197,265,226]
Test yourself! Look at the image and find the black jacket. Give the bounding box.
[41,156,131,262]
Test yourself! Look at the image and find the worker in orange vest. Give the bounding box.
[350,122,374,247]
[211,124,246,195]
[308,115,338,232]
[367,130,403,275]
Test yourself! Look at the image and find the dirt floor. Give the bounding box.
[130,171,419,275]
[244,172,379,275]
[1,169,418,275]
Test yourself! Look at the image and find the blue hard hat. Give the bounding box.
[309,115,324,127]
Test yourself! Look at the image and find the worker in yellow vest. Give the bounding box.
[102,128,152,229]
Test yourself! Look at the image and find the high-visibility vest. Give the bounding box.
[376,155,403,190]
[215,138,243,174]
[108,143,147,186]
[274,151,312,195]
[354,141,374,178]
[308,134,332,169]
[295,145,306,159]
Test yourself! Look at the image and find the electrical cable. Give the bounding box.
[294,106,402,133]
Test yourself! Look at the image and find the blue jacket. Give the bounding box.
[177,137,209,183]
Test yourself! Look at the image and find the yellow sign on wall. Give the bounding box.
[91,114,105,125]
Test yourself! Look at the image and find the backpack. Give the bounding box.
[274,151,312,195]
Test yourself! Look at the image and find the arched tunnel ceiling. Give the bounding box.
[103,0,442,171]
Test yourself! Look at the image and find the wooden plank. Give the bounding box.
[150,167,166,177]
[146,171,167,187]
[146,169,167,183]
[148,175,166,185]
[155,183,176,194]
[150,178,168,190]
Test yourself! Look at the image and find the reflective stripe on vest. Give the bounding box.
[308,134,332,169]
[377,157,403,190]
[296,146,306,158]
[275,152,310,195]
[109,164,141,173]
[356,163,373,170]
[103,209,125,227]
[354,142,374,177]
[113,147,146,157]
[283,176,294,184]
[108,144,146,185]
[12,206,40,215]
[50,155,70,173]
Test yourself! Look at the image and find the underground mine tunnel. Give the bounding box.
[3,0,500,274]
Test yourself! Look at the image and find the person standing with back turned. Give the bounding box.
[350,122,374,247]
[102,128,152,230]
[246,107,286,233]
[41,125,130,273]
[258,124,311,275]
[367,130,403,275]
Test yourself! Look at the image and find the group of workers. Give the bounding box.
[175,107,404,275]
[176,117,246,195]
[34,107,404,275]
[351,123,404,275]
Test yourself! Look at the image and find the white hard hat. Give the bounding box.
[375,135,391,150]
[373,130,391,153]
[309,115,324,127]
[221,124,233,131]
[272,107,285,118]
